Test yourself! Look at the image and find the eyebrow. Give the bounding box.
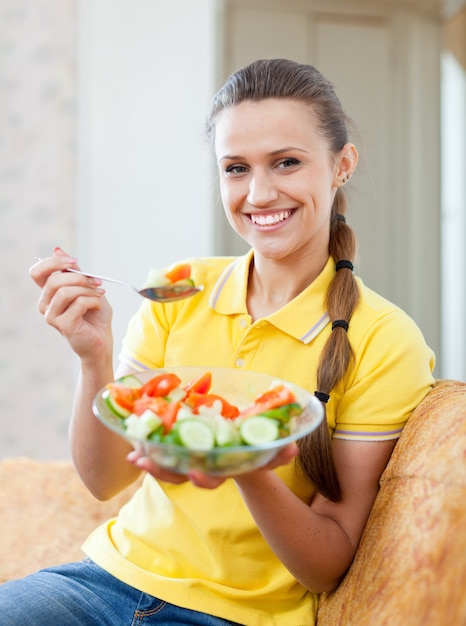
[218,146,309,163]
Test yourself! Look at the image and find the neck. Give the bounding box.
[246,251,328,320]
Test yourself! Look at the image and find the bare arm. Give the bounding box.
[30,250,142,500]
[234,438,396,593]
[69,360,143,500]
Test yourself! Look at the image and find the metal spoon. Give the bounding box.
[34,259,203,303]
[67,268,203,303]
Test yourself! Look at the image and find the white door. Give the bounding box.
[216,0,442,371]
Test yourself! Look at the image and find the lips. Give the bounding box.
[250,210,293,226]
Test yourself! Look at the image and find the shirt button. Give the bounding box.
[240,319,248,328]
[235,358,245,367]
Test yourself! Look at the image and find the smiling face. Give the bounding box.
[214,98,349,266]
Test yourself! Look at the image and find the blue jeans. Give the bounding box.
[0,558,244,625]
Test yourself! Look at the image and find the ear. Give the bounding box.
[334,143,358,187]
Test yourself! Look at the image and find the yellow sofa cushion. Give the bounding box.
[0,457,141,583]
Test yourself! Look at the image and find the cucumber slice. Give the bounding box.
[176,419,215,450]
[116,374,143,389]
[239,416,280,445]
[104,375,143,418]
[166,386,187,403]
[104,391,131,419]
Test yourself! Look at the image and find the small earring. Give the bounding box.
[342,173,351,184]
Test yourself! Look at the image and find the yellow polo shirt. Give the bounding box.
[83,251,435,626]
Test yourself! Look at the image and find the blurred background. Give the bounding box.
[1,0,465,459]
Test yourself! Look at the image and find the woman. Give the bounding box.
[4,59,434,625]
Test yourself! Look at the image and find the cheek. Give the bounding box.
[219,182,228,205]
[219,184,234,219]
[221,196,240,232]
[219,185,245,232]
[219,183,239,214]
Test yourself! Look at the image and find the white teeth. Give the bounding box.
[251,210,291,226]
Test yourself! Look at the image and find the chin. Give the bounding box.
[253,243,291,261]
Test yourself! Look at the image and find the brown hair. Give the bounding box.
[207,59,360,501]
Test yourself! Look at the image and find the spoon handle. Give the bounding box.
[34,257,202,303]
[35,258,136,291]
[67,268,135,290]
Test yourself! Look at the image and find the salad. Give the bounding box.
[143,263,195,289]
[103,371,305,451]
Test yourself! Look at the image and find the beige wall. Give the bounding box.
[0,0,217,460]
[0,0,78,459]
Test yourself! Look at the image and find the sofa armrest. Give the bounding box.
[317,379,466,626]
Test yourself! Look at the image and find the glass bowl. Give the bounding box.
[93,366,324,476]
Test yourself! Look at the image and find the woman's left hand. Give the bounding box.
[126,442,299,489]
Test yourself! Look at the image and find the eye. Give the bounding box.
[224,164,248,176]
[277,157,300,169]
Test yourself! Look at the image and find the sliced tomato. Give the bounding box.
[185,391,240,419]
[133,395,180,433]
[254,385,296,405]
[239,385,297,418]
[184,371,212,395]
[107,385,141,412]
[139,373,181,398]
[164,263,191,284]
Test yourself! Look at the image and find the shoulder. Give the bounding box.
[353,277,428,346]
[330,278,435,441]
[346,277,435,387]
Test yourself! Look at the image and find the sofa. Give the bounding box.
[1,379,465,625]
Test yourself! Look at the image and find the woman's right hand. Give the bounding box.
[29,247,113,361]
[30,248,140,499]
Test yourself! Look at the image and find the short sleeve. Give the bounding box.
[331,310,435,441]
[118,299,170,371]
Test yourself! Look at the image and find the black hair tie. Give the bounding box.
[314,391,330,404]
[335,260,354,272]
[335,214,346,223]
[332,319,349,332]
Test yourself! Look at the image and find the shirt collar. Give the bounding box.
[209,250,334,344]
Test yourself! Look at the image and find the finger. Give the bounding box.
[53,246,73,258]
[265,442,299,469]
[36,263,103,317]
[38,278,104,318]
[187,470,226,489]
[29,253,78,289]
[41,291,106,334]
[126,452,188,484]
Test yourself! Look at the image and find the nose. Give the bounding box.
[247,171,279,206]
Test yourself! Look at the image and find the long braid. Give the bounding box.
[297,195,359,501]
